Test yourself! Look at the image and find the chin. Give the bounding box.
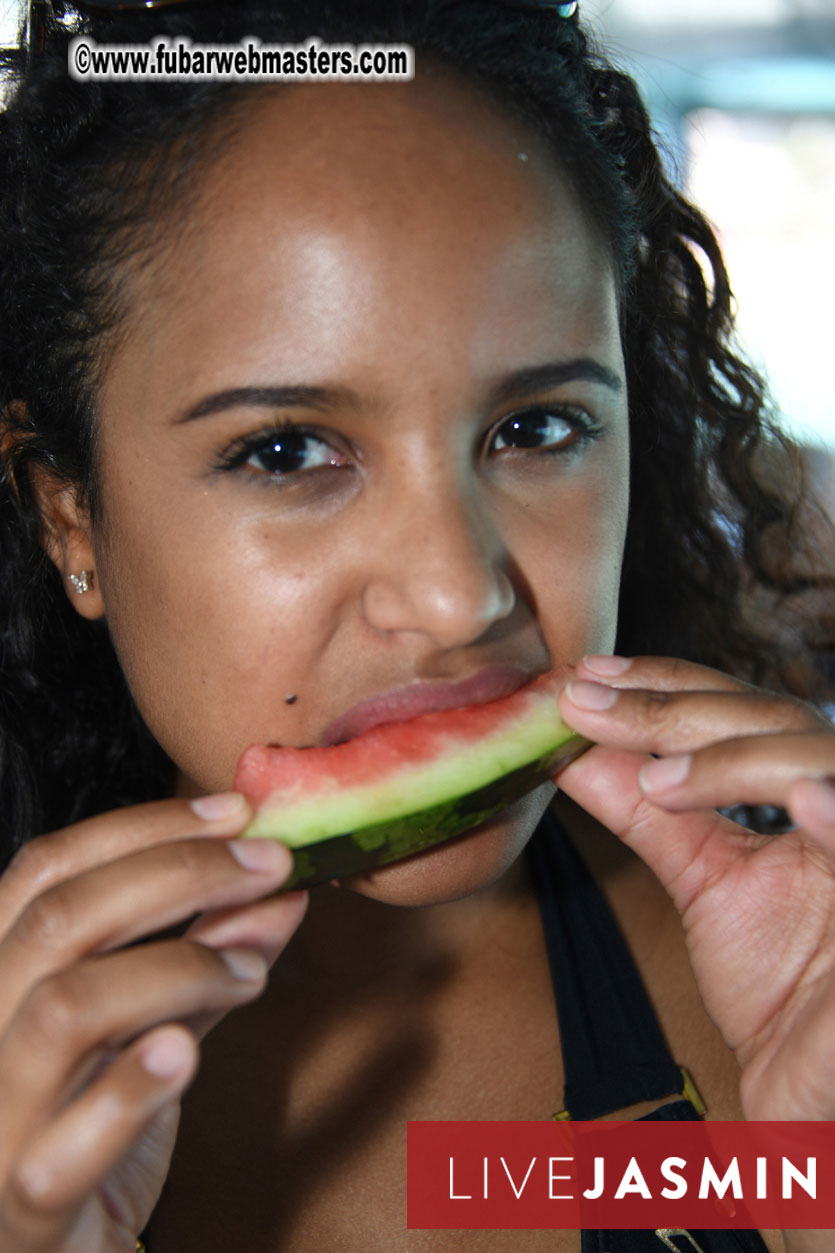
[338,783,554,908]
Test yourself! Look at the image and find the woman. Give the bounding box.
[0,1,833,1250]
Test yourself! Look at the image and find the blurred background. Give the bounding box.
[581,0,835,472]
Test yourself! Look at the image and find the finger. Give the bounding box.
[0,837,291,1026]
[188,889,308,959]
[0,793,253,935]
[558,679,823,756]
[184,890,309,1039]
[0,940,267,1180]
[786,777,835,844]
[5,1025,196,1244]
[637,732,835,813]
[576,653,758,694]
[557,744,757,914]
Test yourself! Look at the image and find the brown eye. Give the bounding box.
[491,409,580,453]
[245,430,343,475]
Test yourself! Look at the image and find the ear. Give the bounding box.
[29,465,106,621]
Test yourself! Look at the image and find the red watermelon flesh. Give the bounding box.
[234,668,587,888]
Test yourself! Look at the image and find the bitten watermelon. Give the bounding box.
[234,670,587,889]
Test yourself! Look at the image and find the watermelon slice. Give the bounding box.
[234,670,588,889]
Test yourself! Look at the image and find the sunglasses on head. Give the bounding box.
[35,0,578,9]
[23,0,578,66]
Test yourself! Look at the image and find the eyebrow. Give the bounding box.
[175,358,623,424]
[490,359,623,406]
[176,384,358,423]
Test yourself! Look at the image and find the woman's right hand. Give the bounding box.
[0,794,307,1253]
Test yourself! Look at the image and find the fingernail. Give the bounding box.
[190,792,248,821]
[140,1028,194,1079]
[230,837,291,874]
[220,947,268,982]
[640,754,691,792]
[583,654,631,677]
[565,680,618,711]
[804,778,835,825]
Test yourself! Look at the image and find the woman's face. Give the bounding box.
[79,72,629,905]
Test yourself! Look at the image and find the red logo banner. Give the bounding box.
[407,1120,835,1230]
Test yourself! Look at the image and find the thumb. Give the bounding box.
[555,743,747,915]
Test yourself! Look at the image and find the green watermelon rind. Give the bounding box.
[277,733,588,890]
[244,698,577,845]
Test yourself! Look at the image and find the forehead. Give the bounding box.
[106,72,620,410]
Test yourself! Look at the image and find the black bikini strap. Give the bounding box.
[527,815,684,1121]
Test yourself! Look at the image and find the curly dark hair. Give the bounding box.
[0,0,826,858]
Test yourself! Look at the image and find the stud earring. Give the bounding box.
[67,570,94,594]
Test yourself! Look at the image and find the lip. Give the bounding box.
[321,664,537,746]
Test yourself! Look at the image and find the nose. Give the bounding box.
[360,475,516,650]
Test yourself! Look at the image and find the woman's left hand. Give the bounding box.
[555,654,835,1123]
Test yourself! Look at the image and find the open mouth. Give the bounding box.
[235,669,589,890]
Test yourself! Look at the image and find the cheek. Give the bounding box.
[91,494,345,791]
[515,451,628,661]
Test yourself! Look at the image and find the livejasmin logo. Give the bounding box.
[407,1121,835,1230]
[448,1152,816,1203]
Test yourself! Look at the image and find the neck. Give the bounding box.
[285,846,536,989]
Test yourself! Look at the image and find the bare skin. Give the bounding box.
[3,70,833,1253]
